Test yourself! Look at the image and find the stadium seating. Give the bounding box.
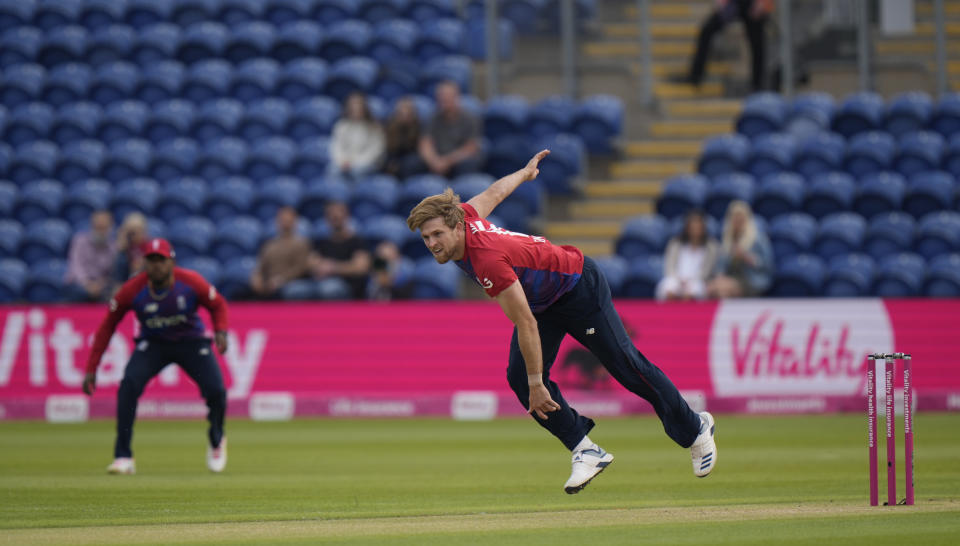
[621,255,663,299]
[704,173,755,221]
[769,213,817,263]
[872,252,925,297]
[771,253,826,297]
[923,253,960,297]
[853,171,906,220]
[752,172,805,220]
[697,134,750,177]
[0,258,28,302]
[813,212,867,261]
[736,92,786,138]
[823,253,875,297]
[863,212,916,262]
[615,215,668,260]
[23,258,67,303]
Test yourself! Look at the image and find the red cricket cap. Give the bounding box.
[142,237,175,259]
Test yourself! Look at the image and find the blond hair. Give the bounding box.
[406,188,465,231]
[721,200,758,254]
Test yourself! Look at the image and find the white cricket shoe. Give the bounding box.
[207,437,227,473]
[106,457,135,475]
[690,411,717,477]
[563,444,614,494]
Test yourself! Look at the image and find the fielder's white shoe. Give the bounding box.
[690,411,717,477]
[106,457,135,475]
[207,437,227,473]
[563,444,614,494]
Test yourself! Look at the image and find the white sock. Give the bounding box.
[573,435,595,452]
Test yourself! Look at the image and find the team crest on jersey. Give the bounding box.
[177,295,186,310]
[144,303,158,313]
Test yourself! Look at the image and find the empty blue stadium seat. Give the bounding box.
[705,172,755,221]
[264,0,311,27]
[1,64,45,110]
[135,60,184,105]
[245,135,296,180]
[844,131,895,178]
[178,256,222,286]
[359,214,409,249]
[418,54,472,96]
[814,212,866,261]
[0,142,9,179]
[182,59,232,103]
[803,171,855,219]
[171,0,217,27]
[359,0,407,25]
[51,101,102,146]
[80,0,125,31]
[150,137,198,181]
[145,99,194,144]
[197,137,247,180]
[483,95,529,141]
[19,218,71,265]
[97,100,149,144]
[0,26,42,69]
[571,94,623,154]
[110,177,159,219]
[57,139,107,184]
[205,176,255,222]
[218,254,256,299]
[615,215,668,259]
[411,257,460,299]
[323,56,379,101]
[736,92,786,138]
[592,254,628,297]
[9,140,59,184]
[36,0,80,32]
[276,57,327,102]
[176,21,228,64]
[498,176,543,232]
[414,17,464,62]
[349,175,400,221]
[61,178,110,228]
[915,211,960,261]
[211,215,263,263]
[831,91,884,138]
[38,24,88,66]
[752,172,805,220]
[784,91,835,139]
[0,219,24,260]
[271,20,321,62]
[6,101,54,148]
[656,174,708,220]
[231,57,280,104]
[84,24,133,67]
[528,95,576,139]
[126,0,173,30]
[398,174,447,217]
[219,0,263,26]
[930,92,960,139]
[852,171,906,220]
[894,130,945,177]
[375,60,420,103]
[292,136,331,180]
[43,62,93,108]
[0,183,17,223]
[697,134,749,177]
[102,137,152,182]
[924,253,960,297]
[745,133,795,179]
[368,18,417,65]
[903,170,954,219]
[464,16,514,61]
[166,215,216,260]
[884,91,932,138]
[769,212,816,263]
[824,253,875,297]
[313,0,358,25]
[942,134,960,180]
[156,176,208,222]
[864,212,915,262]
[132,22,180,65]
[450,172,493,202]
[0,0,34,33]
[24,258,66,303]
[192,98,244,143]
[14,179,64,226]
[225,22,277,65]
[320,19,372,62]
[239,97,291,142]
[772,253,826,297]
[621,254,663,298]
[0,258,27,302]
[872,252,925,297]
[299,176,350,220]
[253,176,303,222]
[406,0,456,24]
[534,132,584,195]
[485,133,531,179]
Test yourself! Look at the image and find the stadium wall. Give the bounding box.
[0,300,958,421]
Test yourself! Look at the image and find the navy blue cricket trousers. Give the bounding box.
[115,338,226,458]
[507,257,702,451]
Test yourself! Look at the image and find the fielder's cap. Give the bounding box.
[142,237,175,259]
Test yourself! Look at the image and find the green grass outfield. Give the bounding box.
[1,414,959,545]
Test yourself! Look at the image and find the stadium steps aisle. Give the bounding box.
[544,0,736,257]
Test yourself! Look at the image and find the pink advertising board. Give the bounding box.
[1,299,958,421]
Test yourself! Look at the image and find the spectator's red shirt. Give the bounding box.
[85,267,228,372]
[454,204,583,312]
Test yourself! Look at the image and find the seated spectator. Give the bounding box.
[309,201,371,299]
[367,241,412,301]
[416,80,484,177]
[250,206,311,299]
[383,96,422,179]
[328,92,385,179]
[114,212,149,281]
[656,210,719,301]
[707,200,774,298]
[64,210,116,302]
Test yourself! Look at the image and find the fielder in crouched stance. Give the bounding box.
[407,150,717,493]
[82,238,230,475]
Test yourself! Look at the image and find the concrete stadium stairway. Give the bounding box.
[543,0,740,257]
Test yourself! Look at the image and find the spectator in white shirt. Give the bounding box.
[656,210,719,301]
[328,92,385,179]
